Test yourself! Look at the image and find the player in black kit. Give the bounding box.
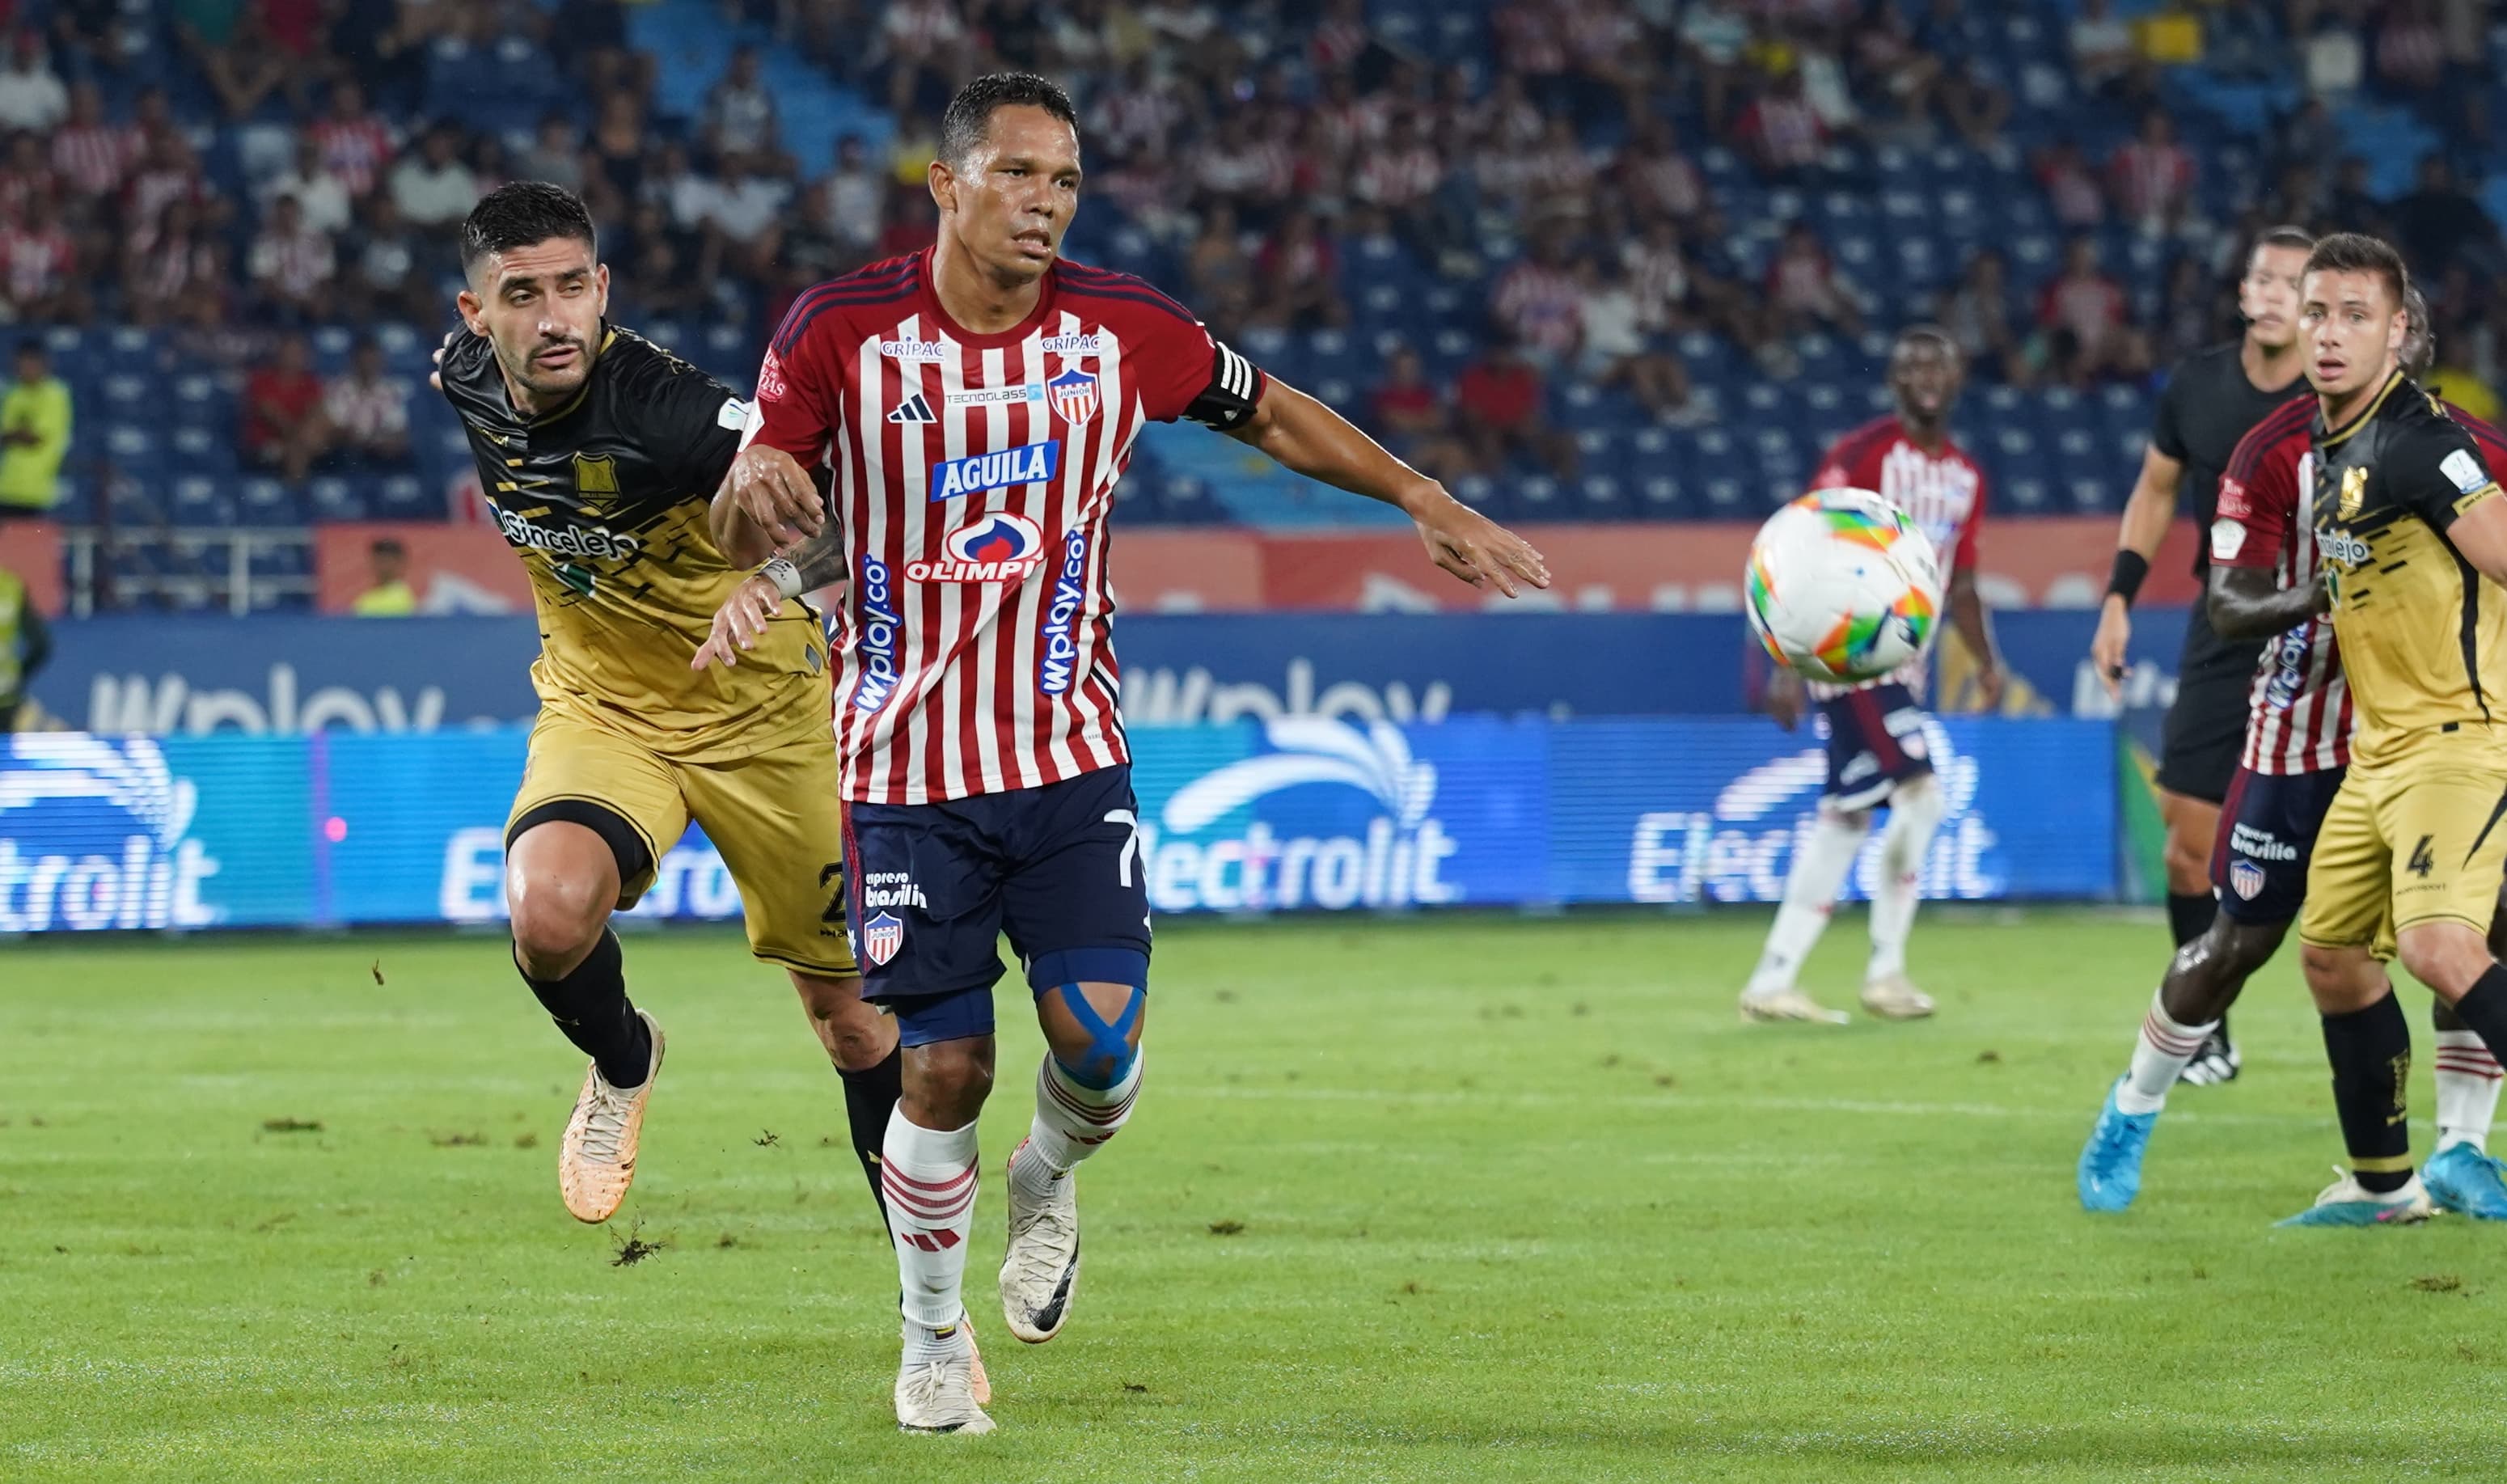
[2088,226,2314,1084]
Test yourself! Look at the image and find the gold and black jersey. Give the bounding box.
[2310,370,2507,767]
[438,323,825,763]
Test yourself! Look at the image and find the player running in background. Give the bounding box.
[434,184,915,1261]
[2089,227,2315,1083]
[1740,327,2004,1025]
[2078,290,2507,1216]
[696,74,1549,1434]
[2274,234,2507,1226]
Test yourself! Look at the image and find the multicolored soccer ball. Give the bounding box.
[1744,488,1942,684]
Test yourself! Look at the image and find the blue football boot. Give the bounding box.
[2422,1143,2507,1220]
[2078,1078,2157,1213]
[2275,1168,2435,1227]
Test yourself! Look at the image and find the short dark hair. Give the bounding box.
[15,339,42,361]
[371,538,406,559]
[2304,231,2410,309]
[460,180,596,276]
[939,72,1078,169]
[2252,224,2315,257]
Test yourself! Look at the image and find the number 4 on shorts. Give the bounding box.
[2408,835,2436,879]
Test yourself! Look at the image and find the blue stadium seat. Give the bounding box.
[172,426,230,474]
[1576,475,1631,520]
[1514,475,1565,520]
[104,424,166,481]
[371,476,438,521]
[2004,476,2057,514]
[1633,472,1689,519]
[169,476,234,526]
[235,478,306,526]
[249,543,311,578]
[1449,473,1510,519]
[308,478,369,522]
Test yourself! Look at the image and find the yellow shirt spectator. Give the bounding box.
[2432,366,2502,426]
[0,345,71,514]
[350,538,416,615]
[352,580,417,615]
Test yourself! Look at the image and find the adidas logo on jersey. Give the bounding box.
[888,392,936,424]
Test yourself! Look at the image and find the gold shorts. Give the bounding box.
[507,704,858,979]
[2298,746,2507,958]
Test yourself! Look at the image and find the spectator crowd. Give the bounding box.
[3,0,2507,501]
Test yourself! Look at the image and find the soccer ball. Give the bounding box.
[1744,488,1942,685]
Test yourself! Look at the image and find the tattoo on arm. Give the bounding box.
[2206,564,2317,641]
[782,525,849,591]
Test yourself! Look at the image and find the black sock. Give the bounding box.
[2167,890,2217,949]
[837,1044,904,1237]
[518,929,651,1088]
[2445,965,2507,1068]
[2320,992,2412,1194]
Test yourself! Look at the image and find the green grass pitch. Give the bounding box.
[6,908,2507,1482]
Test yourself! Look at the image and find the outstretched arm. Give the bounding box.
[696,445,843,672]
[1224,377,1550,598]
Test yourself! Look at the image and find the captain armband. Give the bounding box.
[761,556,804,599]
[1180,340,1263,431]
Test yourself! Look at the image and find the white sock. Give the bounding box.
[881,1107,979,1330]
[2118,990,2216,1115]
[1867,776,1947,981]
[2435,1029,2503,1152]
[1011,1052,1143,1204]
[1746,810,1870,996]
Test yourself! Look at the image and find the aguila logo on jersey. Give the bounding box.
[1048,368,1100,426]
[910,513,1046,582]
[928,440,1062,502]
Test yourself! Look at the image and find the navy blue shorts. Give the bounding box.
[842,764,1152,1046]
[1818,683,1934,811]
[2209,764,2346,924]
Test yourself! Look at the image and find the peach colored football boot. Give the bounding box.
[963,1313,991,1406]
[558,1009,664,1223]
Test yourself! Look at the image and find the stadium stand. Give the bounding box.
[10,0,2507,611]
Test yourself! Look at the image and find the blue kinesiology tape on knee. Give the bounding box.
[1052,981,1143,1089]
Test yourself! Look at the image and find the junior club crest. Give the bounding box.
[2229,859,2265,901]
[1048,367,1100,426]
[861,911,905,966]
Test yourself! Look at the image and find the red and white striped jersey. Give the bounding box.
[2214,392,2507,774]
[1803,415,1986,700]
[746,248,1265,805]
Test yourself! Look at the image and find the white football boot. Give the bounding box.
[999,1137,1083,1343]
[894,1336,995,1435]
[1738,988,1850,1025]
[1859,973,1936,1021]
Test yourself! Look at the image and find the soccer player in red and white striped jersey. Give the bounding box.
[1740,328,2004,1029]
[2079,294,2507,1212]
[697,73,1548,1436]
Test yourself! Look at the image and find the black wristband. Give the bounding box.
[2106,550,2150,607]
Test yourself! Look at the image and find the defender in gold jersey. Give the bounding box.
[440,184,916,1251]
[2284,234,2507,1225]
